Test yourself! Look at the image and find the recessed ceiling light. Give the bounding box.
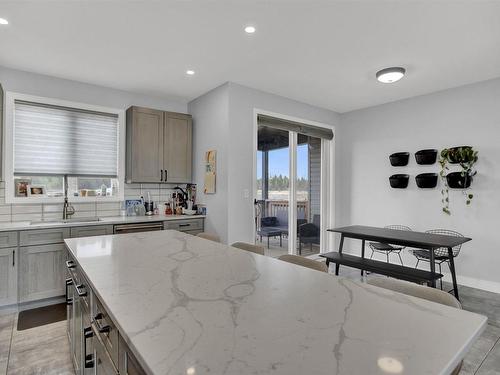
[0,18,8,25]
[186,70,195,76]
[244,26,256,34]
[376,67,406,83]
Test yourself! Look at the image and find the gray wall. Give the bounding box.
[337,77,500,292]
[0,65,187,113]
[0,66,188,221]
[188,83,230,242]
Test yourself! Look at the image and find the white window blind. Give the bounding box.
[14,100,119,177]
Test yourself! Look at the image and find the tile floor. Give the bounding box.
[0,266,499,374]
[0,313,74,375]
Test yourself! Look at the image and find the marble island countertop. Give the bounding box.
[64,230,487,375]
[0,214,205,232]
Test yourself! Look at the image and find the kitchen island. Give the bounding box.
[64,230,486,375]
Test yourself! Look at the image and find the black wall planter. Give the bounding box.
[389,152,410,166]
[446,172,473,189]
[415,149,438,165]
[415,173,438,188]
[389,174,409,188]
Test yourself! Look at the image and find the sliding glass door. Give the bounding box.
[255,114,332,257]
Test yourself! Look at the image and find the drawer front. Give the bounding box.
[163,219,203,232]
[0,232,18,248]
[94,297,119,368]
[71,225,114,238]
[20,228,70,246]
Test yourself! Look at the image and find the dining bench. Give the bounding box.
[320,251,443,285]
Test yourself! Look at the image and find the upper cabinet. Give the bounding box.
[126,106,192,184]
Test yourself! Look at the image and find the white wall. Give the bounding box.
[0,65,187,112]
[188,83,230,242]
[226,83,339,244]
[337,78,500,292]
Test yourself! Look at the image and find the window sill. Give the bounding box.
[6,195,124,205]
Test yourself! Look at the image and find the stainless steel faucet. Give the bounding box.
[62,177,75,220]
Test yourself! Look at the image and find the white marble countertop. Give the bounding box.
[64,230,487,375]
[0,214,205,232]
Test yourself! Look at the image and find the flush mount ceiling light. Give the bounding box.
[0,18,8,25]
[186,70,195,76]
[244,25,256,34]
[376,67,406,83]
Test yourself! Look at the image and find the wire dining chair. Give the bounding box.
[408,229,464,290]
[368,225,412,265]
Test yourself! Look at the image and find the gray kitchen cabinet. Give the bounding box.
[18,243,66,302]
[20,227,70,246]
[118,335,146,375]
[126,106,192,183]
[126,106,164,183]
[0,231,18,248]
[163,114,192,183]
[71,225,114,238]
[163,218,204,232]
[0,84,3,180]
[0,247,17,306]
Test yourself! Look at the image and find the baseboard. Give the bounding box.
[441,272,500,294]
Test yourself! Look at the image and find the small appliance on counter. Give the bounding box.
[143,191,154,216]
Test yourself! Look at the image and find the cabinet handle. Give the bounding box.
[65,260,76,269]
[161,169,164,182]
[84,326,94,368]
[12,250,15,267]
[76,284,87,297]
[179,224,190,227]
[65,278,73,305]
[94,312,111,333]
[164,169,168,181]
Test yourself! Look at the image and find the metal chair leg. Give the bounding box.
[397,252,403,266]
[370,250,374,259]
[386,252,389,263]
[438,263,443,290]
[415,259,420,268]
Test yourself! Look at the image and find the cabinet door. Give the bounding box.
[164,114,192,183]
[0,248,17,306]
[19,243,65,302]
[118,335,147,375]
[127,107,164,183]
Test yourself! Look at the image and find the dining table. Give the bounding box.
[324,225,471,300]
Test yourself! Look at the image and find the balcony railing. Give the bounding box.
[256,199,308,230]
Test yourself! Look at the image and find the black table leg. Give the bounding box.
[335,235,344,276]
[280,233,282,247]
[326,259,330,273]
[267,236,270,249]
[360,239,365,276]
[447,247,460,300]
[429,248,436,288]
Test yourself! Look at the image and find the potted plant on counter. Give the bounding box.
[439,146,478,214]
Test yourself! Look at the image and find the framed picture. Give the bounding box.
[27,185,46,197]
[204,150,216,194]
[14,178,31,197]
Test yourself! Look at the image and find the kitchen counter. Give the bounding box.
[0,214,205,232]
[64,230,487,375]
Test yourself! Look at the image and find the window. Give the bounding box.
[5,92,125,203]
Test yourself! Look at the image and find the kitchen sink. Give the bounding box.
[30,217,102,225]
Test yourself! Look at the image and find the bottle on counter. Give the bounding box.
[165,202,172,215]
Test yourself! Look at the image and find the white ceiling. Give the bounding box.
[1,1,500,113]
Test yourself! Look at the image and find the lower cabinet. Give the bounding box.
[18,243,66,302]
[118,336,146,375]
[0,248,17,306]
[71,225,114,238]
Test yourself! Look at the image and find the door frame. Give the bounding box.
[252,108,336,255]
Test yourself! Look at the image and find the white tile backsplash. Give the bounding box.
[0,182,184,222]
